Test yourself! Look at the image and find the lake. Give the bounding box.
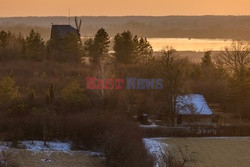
[147,38,234,52]
[82,37,237,52]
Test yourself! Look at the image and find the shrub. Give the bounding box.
[63,112,153,167]
[0,76,20,104]
[100,116,153,167]
[0,76,22,112]
[61,81,89,111]
[0,111,153,167]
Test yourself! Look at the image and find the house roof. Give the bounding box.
[50,25,79,40]
[176,94,213,115]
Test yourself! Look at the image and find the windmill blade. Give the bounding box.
[75,17,79,30]
[79,19,82,30]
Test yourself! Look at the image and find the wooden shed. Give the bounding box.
[176,94,213,125]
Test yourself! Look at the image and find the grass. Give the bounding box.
[158,137,250,167]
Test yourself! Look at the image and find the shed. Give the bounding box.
[176,94,213,125]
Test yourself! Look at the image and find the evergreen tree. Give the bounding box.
[201,51,213,67]
[84,28,110,65]
[113,31,135,64]
[113,31,153,64]
[137,37,153,64]
[62,33,83,62]
[0,30,10,48]
[24,30,45,61]
[47,32,83,62]
[0,31,24,60]
[46,82,55,105]
[83,38,95,60]
[132,35,139,62]
[27,88,36,109]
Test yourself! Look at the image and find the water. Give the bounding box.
[147,38,234,52]
[82,37,236,52]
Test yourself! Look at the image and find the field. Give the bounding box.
[9,150,104,167]
[1,141,105,167]
[157,137,250,167]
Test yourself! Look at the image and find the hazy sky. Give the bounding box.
[1,0,250,17]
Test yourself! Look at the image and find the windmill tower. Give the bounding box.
[50,16,82,40]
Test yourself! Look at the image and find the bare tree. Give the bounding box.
[217,42,250,124]
[158,47,189,126]
[162,146,176,167]
[217,42,250,79]
[178,145,197,167]
[162,145,198,167]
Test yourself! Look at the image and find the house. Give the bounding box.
[50,25,79,40]
[176,94,213,125]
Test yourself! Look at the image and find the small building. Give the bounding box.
[50,25,79,40]
[176,94,213,125]
[138,114,149,125]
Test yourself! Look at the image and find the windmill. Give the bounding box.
[75,17,82,36]
[50,17,82,40]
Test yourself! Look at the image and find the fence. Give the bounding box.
[141,125,250,138]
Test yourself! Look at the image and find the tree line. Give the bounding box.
[0,28,153,65]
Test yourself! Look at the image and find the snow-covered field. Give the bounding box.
[1,141,103,156]
[3,137,249,167]
[0,141,105,167]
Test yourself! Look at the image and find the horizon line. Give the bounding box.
[1,14,250,18]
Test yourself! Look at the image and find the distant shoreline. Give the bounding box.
[1,16,250,40]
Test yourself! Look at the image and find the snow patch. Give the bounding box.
[20,141,71,153]
[41,158,52,163]
[139,124,159,128]
[0,141,105,159]
[0,142,10,150]
[82,151,104,157]
[144,138,168,167]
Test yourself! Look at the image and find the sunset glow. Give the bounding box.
[1,0,250,17]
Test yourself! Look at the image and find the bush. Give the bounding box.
[101,117,153,167]
[0,111,153,167]
[61,81,89,112]
[0,76,22,113]
[63,112,153,167]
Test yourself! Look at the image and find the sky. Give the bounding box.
[1,0,250,17]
